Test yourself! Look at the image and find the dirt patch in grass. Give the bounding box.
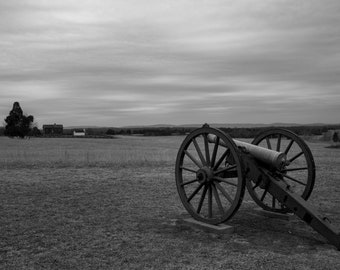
[1,164,339,269]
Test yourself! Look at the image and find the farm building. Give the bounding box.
[43,124,63,136]
[73,129,86,137]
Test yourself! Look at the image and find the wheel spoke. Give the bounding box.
[203,134,210,166]
[184,150,203,168]
[181,179,199,187]
[215,182,233,203]
[197,184,208,214]
[180,166,197,173]
[213,149,229,170]
[187,182,204,202]
[281,167,308,172]
[192,138,206,166]
[260,189,268,202]
[252,181,260,190]
[289,151,304,163]
[281,173,307,186]
[284,139,294,155]
[210,136,220,167]
[266,137,272,149]
[276,135,281,152]
[208,184,212,218]
[214,165,237,175]
[213,176,238,187]
[212,183,224,215]
[272,196,276,208]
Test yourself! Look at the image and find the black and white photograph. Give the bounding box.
[1,0,339,269]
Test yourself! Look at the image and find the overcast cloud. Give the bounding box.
[0,0,339,127]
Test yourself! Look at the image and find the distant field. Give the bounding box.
[0,136,182,168]
[1,135,339,269]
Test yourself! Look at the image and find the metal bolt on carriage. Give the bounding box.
[175,124,340,249]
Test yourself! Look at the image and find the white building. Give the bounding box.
[73,129,86,137]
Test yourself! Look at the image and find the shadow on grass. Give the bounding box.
[155,207,334,256]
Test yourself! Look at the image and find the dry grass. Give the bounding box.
[0,136,339,269]
[0,136,181,168]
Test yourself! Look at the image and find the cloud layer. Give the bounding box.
[1,0,339,126]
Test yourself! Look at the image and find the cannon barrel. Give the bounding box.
[207,134,286,170]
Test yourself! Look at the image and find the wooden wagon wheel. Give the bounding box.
[246,128,316,213]
[175,125,246,224]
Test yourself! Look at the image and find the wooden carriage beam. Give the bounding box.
[262,168,340,250]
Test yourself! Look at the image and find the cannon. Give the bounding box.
[175,124,340,249]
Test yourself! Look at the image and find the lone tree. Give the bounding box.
[4,102,34,138]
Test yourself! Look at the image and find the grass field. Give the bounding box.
[1,135,339,269]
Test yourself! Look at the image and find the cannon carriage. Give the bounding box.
[175,124,339,249]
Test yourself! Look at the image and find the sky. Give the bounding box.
[0,0,339,127]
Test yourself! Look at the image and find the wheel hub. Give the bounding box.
[196,167,214,183]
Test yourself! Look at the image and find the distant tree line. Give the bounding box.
[100,125,338,138]
[114,127,194,136]
[219,125,339,138]
[86,124,340,138]
[2,124,340,138]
